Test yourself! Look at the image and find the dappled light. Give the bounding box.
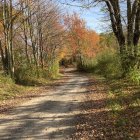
[0,0,140,139]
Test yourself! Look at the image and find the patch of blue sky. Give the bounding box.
[58,0,105,33]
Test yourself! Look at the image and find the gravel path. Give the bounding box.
[0,69,88,140]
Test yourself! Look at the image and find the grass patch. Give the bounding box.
[0,70,63,102]
[0,74,32,101]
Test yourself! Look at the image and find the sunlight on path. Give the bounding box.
[0,69,88,140]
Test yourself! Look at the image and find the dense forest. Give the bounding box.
[0,0,139,139]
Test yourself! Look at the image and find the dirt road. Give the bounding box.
[0,69,88,140]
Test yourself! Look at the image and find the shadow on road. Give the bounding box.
[0,68,109,140]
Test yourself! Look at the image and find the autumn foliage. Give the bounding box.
[64,13,100,60]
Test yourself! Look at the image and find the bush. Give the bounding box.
[0,74,24,100]
[128,68,140,85]
[47,60,60,79]
[15,60,61,85]
[14,64,49,85]
[77,57,97,72]
[77,50,123,78]
[96,50,123,78]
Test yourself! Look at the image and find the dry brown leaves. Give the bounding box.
[72,75,140,140]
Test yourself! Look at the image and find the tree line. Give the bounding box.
[0,0,64,81]
[0,0,139,83]
[65,0,140,74]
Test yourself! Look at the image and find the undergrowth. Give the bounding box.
[14,61,60,86]
[77,50,123,79]
[0,74,32,101]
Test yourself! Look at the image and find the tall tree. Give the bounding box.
[1,0,14,77]
[64,13,100,63]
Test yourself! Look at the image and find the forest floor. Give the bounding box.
[0,68,139,140]
[73,74,140,140]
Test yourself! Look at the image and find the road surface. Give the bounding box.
[0,69,88,140]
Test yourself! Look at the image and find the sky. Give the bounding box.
[59,1,105,33]
[12,0,105,33]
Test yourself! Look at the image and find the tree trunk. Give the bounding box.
[0,40,6,71]
[2,0,15,78]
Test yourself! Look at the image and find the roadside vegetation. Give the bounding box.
[0,74,26,101]
[0,0,139,139]
[0,0,65,102]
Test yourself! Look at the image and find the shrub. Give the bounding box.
[47,60,60,79]
[76,50,123,78]
[0,74,23,100]
[128,68,140,85]
[96,50,123,78]
[14,64,49,85]
[77,57,97,72]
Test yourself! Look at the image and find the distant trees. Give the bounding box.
[64,13,100,59]
[64,13,100,68]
